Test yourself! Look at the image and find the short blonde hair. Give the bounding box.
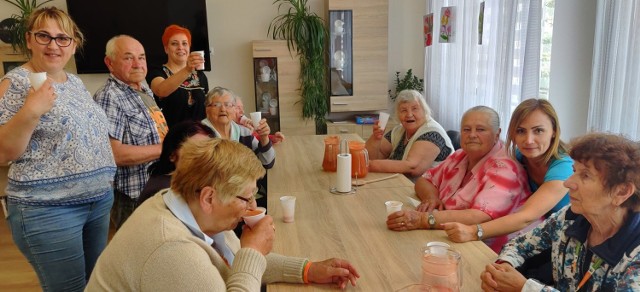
[27,7,85,56]
[171,138,265,202]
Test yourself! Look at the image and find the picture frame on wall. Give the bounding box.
[2,61,25,75]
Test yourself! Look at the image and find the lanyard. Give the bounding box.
[574,241,604,290]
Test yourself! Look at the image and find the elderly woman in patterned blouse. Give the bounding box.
[386,106,531,253]
[481,133,640,291]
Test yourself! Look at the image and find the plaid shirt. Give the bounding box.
[94,75,160,199]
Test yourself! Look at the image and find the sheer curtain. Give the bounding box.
[424,0,542,134]
[588,0,640,140]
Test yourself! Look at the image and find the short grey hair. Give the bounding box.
[105,35,134,60]
[205,86,236,106]
[462,106,500,132]
[394,89,432,119]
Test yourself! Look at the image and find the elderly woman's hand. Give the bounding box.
[255,119,271,145]
[416,197,444,213]
[442,222,477,242]
[387,210,424,231]
[240,215,275,255]
[307,258,360,289]
[481,263,526,292]
[371,121,385,140]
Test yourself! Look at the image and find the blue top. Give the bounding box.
[0,67,116,205]
[516,149,573,215]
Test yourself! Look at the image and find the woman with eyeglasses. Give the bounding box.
[0,7,116,291]
[202,87,274,169]
[88,138,359,291]
[146,24,208,129]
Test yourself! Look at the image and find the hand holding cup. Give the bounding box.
[25,78,56,117]
[240,214,275,255]
[191,51,205,70]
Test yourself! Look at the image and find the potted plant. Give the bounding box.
[389,69,424,102]
[3,0,53,54]
[268,0,328,134]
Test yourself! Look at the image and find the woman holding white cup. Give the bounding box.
[0,7,116,291]
[365,90,454,181]
[147,24,209,128]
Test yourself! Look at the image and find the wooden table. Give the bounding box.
[267,135,497,291]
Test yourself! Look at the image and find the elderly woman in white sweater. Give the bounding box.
[365,90,454,180]
[88,138,359,291]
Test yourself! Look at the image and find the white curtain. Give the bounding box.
[424,0,542,135]
[588,0,640,140]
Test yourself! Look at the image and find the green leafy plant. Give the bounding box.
[389,69,424,102]
[3,0,53,55]
[268,0,328,134]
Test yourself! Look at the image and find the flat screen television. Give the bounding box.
[66,0,211,74]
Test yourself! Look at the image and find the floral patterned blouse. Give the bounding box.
[422,141,531,252]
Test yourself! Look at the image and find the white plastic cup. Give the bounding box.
[385,200,403,215]
[29,72,47,90]
[249,112,261,127]
[378,112,390,130]
[242,207,266,228]
[280,196,296,223]
[192,50,205,70]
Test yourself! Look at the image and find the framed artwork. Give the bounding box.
[424,13,434,47]
[1,60,25,76]
[440,6,456,43]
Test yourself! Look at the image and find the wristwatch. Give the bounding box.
[476,224,484,240]
[428,212,436,229]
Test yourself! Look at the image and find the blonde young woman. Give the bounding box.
[0,7,115,291]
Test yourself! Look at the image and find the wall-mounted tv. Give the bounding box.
[66,0,210,74]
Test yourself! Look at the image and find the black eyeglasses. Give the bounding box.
[235,188,258,204]
[30,32,73,47]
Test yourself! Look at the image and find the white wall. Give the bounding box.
[547,0,596,141]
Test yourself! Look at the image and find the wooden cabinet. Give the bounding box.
[326,0,389,113]
[252,40,315,136]
[327,120,397,140]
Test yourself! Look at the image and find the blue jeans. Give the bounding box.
[7,190,113,292]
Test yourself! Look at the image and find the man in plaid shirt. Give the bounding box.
[94,35,167,229]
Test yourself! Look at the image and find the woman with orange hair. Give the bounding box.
[147,24,209,128]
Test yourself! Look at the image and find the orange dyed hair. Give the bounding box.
[161,24,191,47]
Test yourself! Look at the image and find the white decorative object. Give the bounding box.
[334,19,344,34]
[333,50,345,70]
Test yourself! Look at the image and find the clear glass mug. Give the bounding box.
[421,245,463,292]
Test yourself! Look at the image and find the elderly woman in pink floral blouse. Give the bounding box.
[387,106,531,252]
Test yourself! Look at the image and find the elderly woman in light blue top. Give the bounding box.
[0,7,115,292]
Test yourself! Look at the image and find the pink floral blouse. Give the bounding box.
[422,141,531,252]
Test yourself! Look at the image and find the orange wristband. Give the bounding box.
[303,261,312,284]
